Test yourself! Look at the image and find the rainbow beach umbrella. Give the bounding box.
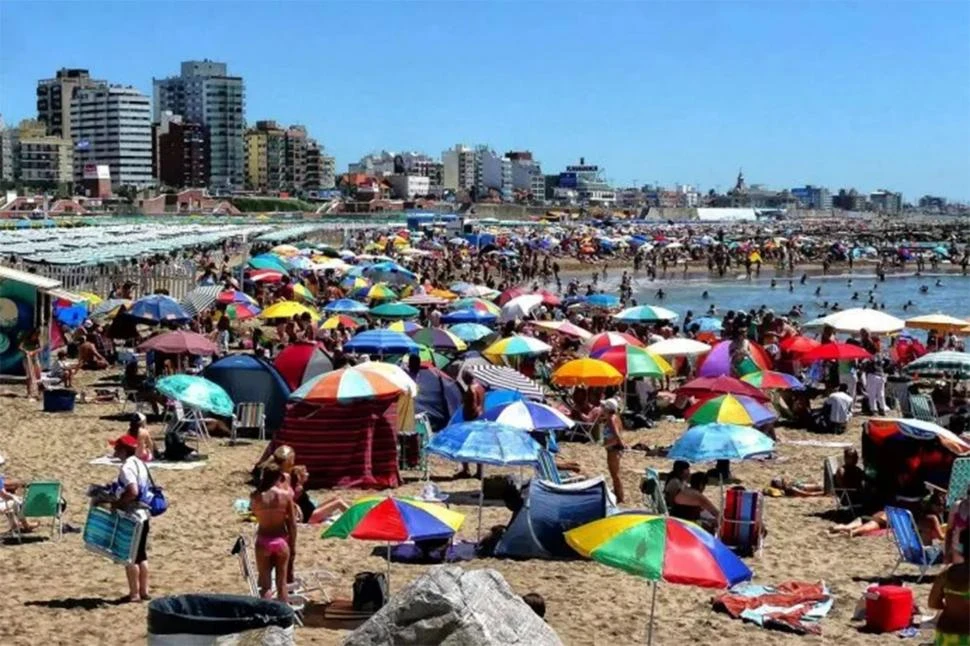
[291,283,315,303]
[450,297,501,315]
[448,323,496,343]
[290,366,404,404]
[565,514,752,644]
[740,370,803,390]
[482,335,552,362]
[685,394,777,426]
[224,302,261,321]
[592,345,672,378]
[387,320,423,334]
[322,496,464,585]
[409,327,467,352]
[366,283,398,302]
[583,331,645,356]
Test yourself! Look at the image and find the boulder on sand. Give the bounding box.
[343,565,563,646]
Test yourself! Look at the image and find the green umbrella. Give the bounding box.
[370,302,420,320]
[156,374,234,417]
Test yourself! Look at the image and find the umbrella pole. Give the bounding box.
[477,465,484,541]
[647,581,658,645]
[386,540,391,591]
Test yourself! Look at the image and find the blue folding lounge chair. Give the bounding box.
[641,467,668,515]
[534,450,582,485]
[884,505,942,582]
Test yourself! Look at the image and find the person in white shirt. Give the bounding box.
[112,434,151,602]
[824,383,854,434]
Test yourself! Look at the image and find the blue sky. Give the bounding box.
[2,1,968,200]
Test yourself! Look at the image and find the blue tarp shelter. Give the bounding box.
[496,477,609,559]
[202,354,291,433]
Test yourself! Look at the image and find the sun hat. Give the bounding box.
[110,434,138,449]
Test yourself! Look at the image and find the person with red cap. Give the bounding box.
[110,432,151,602]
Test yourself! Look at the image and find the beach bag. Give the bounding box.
[142,466,168,517]
[352,572,388,612]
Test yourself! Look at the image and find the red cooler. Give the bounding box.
[865,585,912,633]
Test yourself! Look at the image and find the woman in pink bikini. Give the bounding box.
[250,464,295,602]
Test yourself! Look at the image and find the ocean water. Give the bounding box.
[610,272,970,323]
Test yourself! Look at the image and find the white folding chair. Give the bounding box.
[231,402,267,443]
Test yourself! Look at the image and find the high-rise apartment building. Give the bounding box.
[284,125,307,192]
[441,144,477,192]
[153,60,245,190]
[0,117,19,184]
[71,85,154,188]
[36,68,105,139]
[17,119,74,187]
[153,111,209,188]
[476,147,512,201]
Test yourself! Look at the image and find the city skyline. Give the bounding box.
[1,1,968,201]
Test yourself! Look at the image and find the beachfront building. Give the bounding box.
[791,185,833,210]
[36,68,106,140]
[555,158,615,205]
[304,139,336,191]
[441,144,477,194]
[16,119,74,189]
[152,111,209,189]
[71,85,154,189]
[725,170,796,209]
[919,195,947,212]
[507,151,545,203]
[244,121,327,194]
[869,189,903,214]
[153,60,245,191]
[476,147,512,202]
[387,174,431,199]
[0,117,20,184]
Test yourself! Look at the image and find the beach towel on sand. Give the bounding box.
[713,581,833,635]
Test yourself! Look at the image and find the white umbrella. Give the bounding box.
[646,338,712,357]
[804,308,904,334]
[500,294,543,322]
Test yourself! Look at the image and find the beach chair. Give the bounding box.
[946,457,970,510]
[884,505,942,582]
[164,400,210,443]
[18,481,64,541]
[719,486,765,558]
[823,455,863,517]
[231,535,337,626]
[908,394,939,424]
[231,402,266,442]
[534,449,582,485]
[398,413,430,478]
[641,467,668,515]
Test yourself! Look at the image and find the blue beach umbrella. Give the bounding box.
[344,329,420,355]
[691,317,723,333]
[362,261,418,286]
[481,400,574,433]
[128,295,191,324]
[448,323,496,343]
[323,298,369,314]
[667,423,775,463]
[440,309,498,325]
[427,420,541,466]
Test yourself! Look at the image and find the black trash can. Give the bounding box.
[147,594,295,645]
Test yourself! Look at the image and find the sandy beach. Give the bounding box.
[0,368,936,646]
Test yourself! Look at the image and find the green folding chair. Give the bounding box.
[20,481,64,541]
[909,394,939,424]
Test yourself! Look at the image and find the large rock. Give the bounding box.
[343,565,563,646]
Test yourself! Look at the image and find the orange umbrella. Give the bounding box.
[552,358,624,387]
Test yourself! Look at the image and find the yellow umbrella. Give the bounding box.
[905,313,970,332]
[78,291,103,305]
[259,300,320,321]
[271,244,300,256]
[551,358,624,387]
[430,288,458,301]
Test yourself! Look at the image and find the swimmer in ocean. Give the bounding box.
[831,302,840,311]
[701,291,709,299]
[788,281,794,292]
[814,286,821,296]
[770,279,777,288]
[935,279,943,287]
[800,274,807,285]
[919,285,929,293]
[851,292,859,300]
[656,289,665,300]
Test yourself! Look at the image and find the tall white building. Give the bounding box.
[476,147,512,201]
[441,144,477,192]
[508,152,544,202]
[71,86,153,188]
[154,60,245,190]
